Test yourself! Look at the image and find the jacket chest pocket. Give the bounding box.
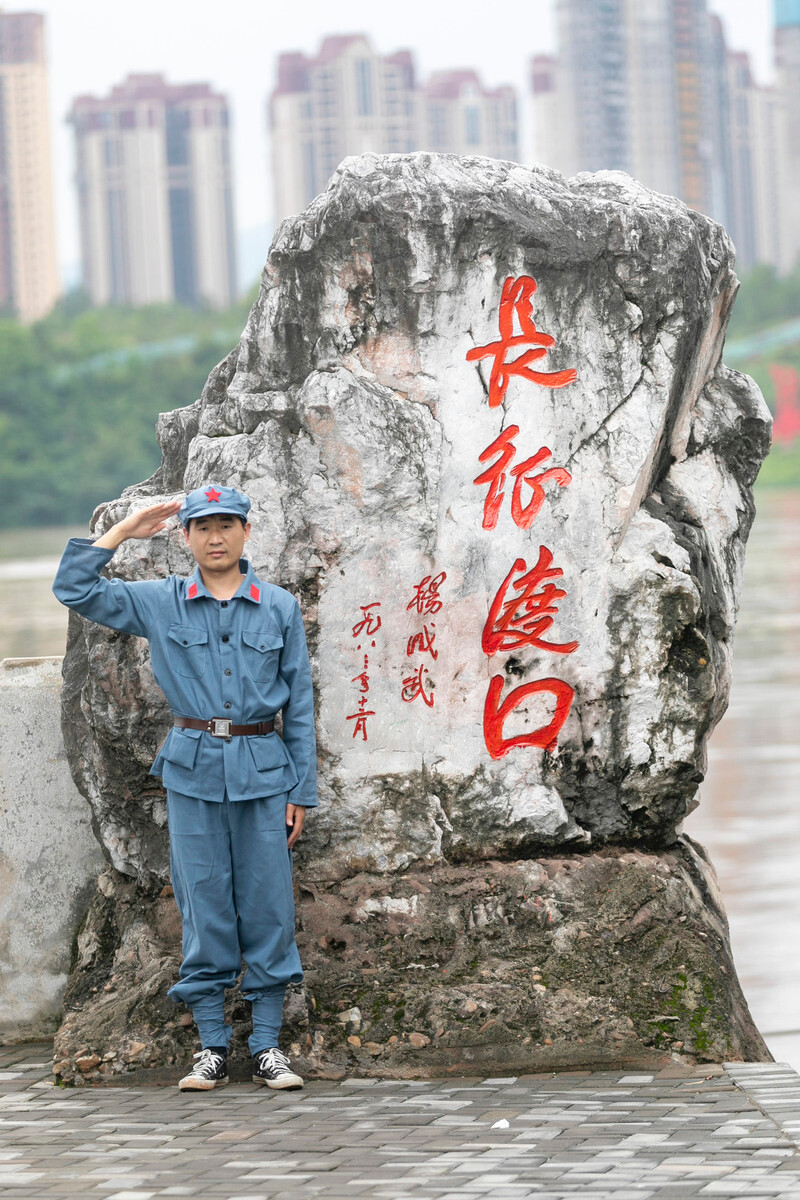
[241,629,283,684]
[167,623,209,679]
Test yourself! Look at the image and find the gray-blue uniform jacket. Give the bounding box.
[52,538,317,807]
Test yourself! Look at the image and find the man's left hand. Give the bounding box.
[285,804,306,849]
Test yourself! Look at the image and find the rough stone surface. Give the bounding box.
[0,656,104,1040]
[53,838,768,1082]
[54,153,772,1077]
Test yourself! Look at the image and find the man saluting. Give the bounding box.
[53,485,316,1092]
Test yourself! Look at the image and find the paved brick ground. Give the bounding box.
[2,1044,800,1199]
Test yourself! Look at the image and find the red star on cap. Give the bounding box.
[204,487,222,502]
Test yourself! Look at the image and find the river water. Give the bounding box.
[685,489,800,1070]
[1,497,798,1067]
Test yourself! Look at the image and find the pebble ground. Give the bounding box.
[2,1043,800,1199]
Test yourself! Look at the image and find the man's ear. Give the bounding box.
[243,521,251,542]
[182,524,190,543]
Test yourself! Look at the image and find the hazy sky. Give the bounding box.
[41,0,774,282]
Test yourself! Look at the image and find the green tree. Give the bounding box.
[0,295,255,530]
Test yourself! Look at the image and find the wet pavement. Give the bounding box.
[2,1044,800,1199]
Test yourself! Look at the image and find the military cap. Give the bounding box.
[178,484,252,527]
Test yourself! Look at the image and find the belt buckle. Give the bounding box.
[209,718,232,738]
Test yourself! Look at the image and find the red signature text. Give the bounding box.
[402,573,446,709]
[346,601,381,741]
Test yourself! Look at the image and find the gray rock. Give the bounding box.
[55,153,771,1075]
[53,840,769,1081]
[0,657,104,1041]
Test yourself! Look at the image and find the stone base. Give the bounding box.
[53,836,770,1084]
[0,656,105,1044]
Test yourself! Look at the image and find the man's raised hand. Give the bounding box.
[95,499,183,550]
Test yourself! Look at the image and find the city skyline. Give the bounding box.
[270,36,518,224]
[33,0,774,287]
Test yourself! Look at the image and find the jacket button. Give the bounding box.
[221,600,228,607]
[224,702,232,710]
[225,736,232,743]
[221,635,229,643]
[224,669,232,676]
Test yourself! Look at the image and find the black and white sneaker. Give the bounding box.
[178,1047,229,1091]
[252,1047,304,1089]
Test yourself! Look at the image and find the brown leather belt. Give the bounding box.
[173,716,275,738]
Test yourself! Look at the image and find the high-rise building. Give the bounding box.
[270,36,520,225]
[750,84,782,269]
[0,10,59,323]
[422,71,517,162]
[554,0,630,177]
[69,74,237,309]
[775,0,800,271]
[531,0,785,270]
[707,14,732,229]
[528,55,563,172]
[725,51,782,270]
[625,0,681,200]
[726,53,760,268]
[270,36,418,224]
[670,0,718,216]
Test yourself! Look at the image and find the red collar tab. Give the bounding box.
[204,487,222,502]
[249,583,261,602]
[187,581,199,599]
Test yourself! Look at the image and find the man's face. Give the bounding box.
[183,513,250,571]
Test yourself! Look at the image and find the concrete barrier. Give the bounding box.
[0,657,105,1041]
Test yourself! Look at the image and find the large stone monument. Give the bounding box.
[54,154,771,1083]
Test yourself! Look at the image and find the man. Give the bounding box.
[52,484,317,1092]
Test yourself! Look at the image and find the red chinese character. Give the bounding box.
[351,670,370,692]
[482,549,579,656]
[347,710,375,740]
[483,674,574,757]
[401,663,435,708]
[407,572,446,615]
[466,276,577,407]
[352,602,381,638]
[474,425,572,530]
[406,624,438,660]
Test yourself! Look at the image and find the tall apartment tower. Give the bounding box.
[725,51,782,270]
[0,10,59,323]
[670,0,719,216]
[554,0,630,178]
[775,0,800,271]
[69,75,237,309]
[421,71,517,162]
[528,56,563,170]
[533,0,724,219]
[270,36,418,224]
[270,36,520,225]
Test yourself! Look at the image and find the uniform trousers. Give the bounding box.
[166,788,303,1055]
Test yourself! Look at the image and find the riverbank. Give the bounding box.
[0,525,85,660]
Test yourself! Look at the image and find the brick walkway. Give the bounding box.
[2,1044,800,1198]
